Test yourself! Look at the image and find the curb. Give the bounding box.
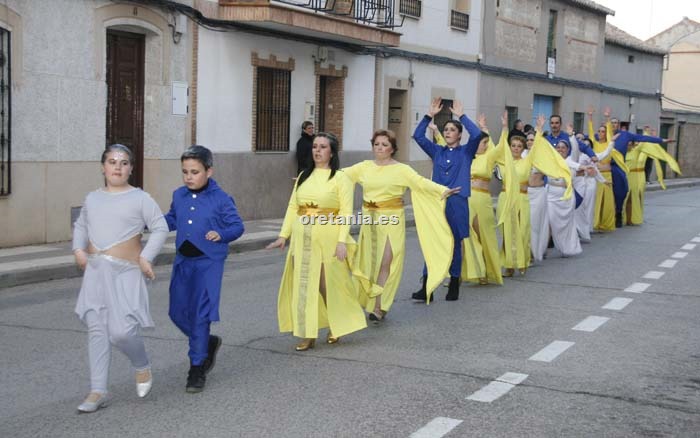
[0,219,416,290]
[645,180,700,192]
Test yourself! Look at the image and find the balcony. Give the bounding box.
[450,10,469,32]
[200,0,401,47]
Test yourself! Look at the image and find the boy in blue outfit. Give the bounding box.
[165,145,244,393]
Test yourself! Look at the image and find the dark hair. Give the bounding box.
[514,119,523,128]
[583,138,593,148]
[296,132,339,188]
[181,145,214,169]
[371,129,397,157]
[101,144,134,165]
[442,119,463,134]
[550,115,562,123]
[302,121,314,130]
[524,124,533,133]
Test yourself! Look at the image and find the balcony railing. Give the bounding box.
[273,0,402,29]
[399,0,421,18]
[450,10,469,32]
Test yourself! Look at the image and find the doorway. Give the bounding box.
[106,30,145,187]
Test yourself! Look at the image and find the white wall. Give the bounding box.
[197,29,375,154]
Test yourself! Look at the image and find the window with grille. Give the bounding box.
[400,0,422,18]
[434,98,454,134]
[255,67,291,152]
[547,10,558,59]
[506,106,519,130]
[0,28,10,196]
[573,112,584,135]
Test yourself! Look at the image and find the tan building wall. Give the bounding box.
[661,40,700,111]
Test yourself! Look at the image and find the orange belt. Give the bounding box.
[630,168,644,173]
[471,177,490,193]
[502,184,529,194]
[363,197,404,210]
[597,164,611,172]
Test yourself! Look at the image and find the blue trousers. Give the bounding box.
[424,194,469,278]
[611,163,629,215]
[169,256,221,366]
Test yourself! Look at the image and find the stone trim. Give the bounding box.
[314,63,348,78]
[251,52,295,70]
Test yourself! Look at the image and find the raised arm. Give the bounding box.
[412,97,444,158]
[587,107,596,140]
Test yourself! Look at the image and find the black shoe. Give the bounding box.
[203,335,222,374]
[411,276,434,302]
[186,365,206,393]
[445,276,460,301]
[615,213,623,228]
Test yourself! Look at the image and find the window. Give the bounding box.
[255,67,291,152]
[546,10,558,59]
[628,55,635,63]
[450,0,469,31]
[573,112,584,134]
[663,54,669,70]
[0,28,10,196]
[506,106,519,130]
[433,98,454,133]
[399,0,422,18]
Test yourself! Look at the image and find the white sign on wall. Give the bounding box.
[172,81,188,116]
[547,57,556,76]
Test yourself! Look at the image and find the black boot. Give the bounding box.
[411,276,434,302]
[445,276,460,301]
[203,335,222,374]
[615,212,623,228]
[186,364,206,393]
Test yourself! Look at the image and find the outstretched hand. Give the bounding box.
[566,122,575,136]
[428,97,443,118]
[450,100,465,118]
[536,114,546,132]
[501,110,508,128]
[266,237,286,251]
[442,186,462,199]
[587,106,595,117]
[477,113,488,131]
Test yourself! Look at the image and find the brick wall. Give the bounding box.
[315,63,348,149]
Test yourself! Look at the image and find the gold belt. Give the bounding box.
[471,178,490,192]
[502,184,529,194]
[597,164,611,172]
[297,205,339,217]
[630,168,644,173]
[363,197,404,210]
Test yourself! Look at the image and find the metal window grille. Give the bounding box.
[255,67,291,152]
[274,1,400,29]
[0,28,10,196]
[434,99,454,134]
[450,10,469,31]
[399,0,421,18]
[573,112,584,135]
[506,106,519,130]
[546,10,557,59]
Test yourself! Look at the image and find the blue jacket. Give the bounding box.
[612,130,663,155]
[165,178,244,261]
[413,114,480,198]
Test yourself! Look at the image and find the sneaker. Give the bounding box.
[186,365,206,393]
[203,335,222,374]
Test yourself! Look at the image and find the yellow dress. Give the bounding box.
[277,169,367,339]
[590,121,616,231]
[461,130,507,284]
[625,141,681,225]
[497,132,572,270]
[343,161,453,309]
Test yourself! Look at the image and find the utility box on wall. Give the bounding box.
[172,81,188,116]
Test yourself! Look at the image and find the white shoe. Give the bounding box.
[136,370,153,398]
[77,393,109,413]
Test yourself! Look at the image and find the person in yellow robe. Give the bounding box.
[343,129,458,322]
[587,107,616,232]
[625,128,681,225]
[267,133,367,351]
[497,114,573,276]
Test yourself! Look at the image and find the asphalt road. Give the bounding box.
[1,187,699,437]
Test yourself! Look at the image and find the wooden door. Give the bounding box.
[106,30,145,188]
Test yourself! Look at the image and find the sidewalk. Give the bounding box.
[0,205,416,289]
[1,177,698,290]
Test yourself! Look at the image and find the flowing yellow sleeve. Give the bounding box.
[496,138,520,225]
[588,119,595,141]
[610,150,630,173]
[342,162,363,183]
[435,131,447,146]
[532,132,573,199]
[606,120,613,146]
[400,165,452,301]
[653,158,667,189]
[485,129,507,168]
[636,142,681,175]
[279,180,299,239]
[336,172,354,243]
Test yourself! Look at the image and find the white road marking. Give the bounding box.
[529,341,575,362]
[643,271,665,280]
[410,417,463,438]
[682,244,697,251]
[671,252,688,259]
[466,372,528,403]
[572,316,610,332]
[624,282,651,293]
[602,297,633,311]
[658,259,678,269]
[691,237,700,243]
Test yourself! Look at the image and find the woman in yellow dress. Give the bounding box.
[624,128,681,225]
[267,133,367,351]
[460,112,509,285]
[343,130,457,321]
[497,114,572,276]
[587,107,616,232]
